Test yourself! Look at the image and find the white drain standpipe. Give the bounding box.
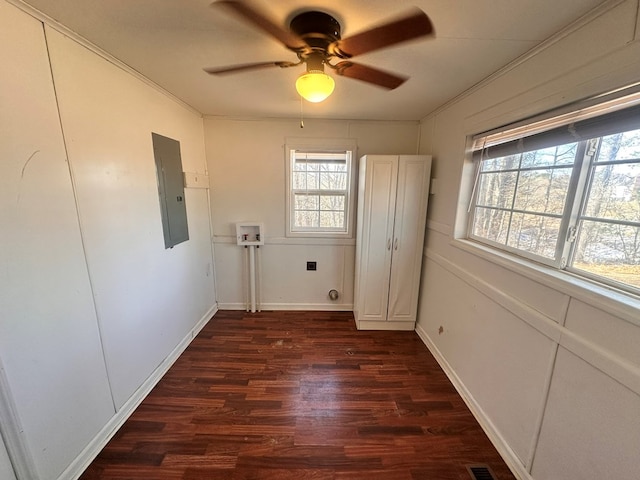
[248,245,256,313]
[236,223,264,313]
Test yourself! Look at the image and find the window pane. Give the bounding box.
[481,154,520,172]
[319,162,347,172]
[295,210,319,228]
[507,213,560,259]
[319,195,345,211]
[472,146,576,264]
[294,161,320,172]
[319,211,345,229]
[293,161,324,189]
[583,162,640,221]
[476,171,517,208]
[596,129,640,162]
[295,194,319,210]
[319,171,347,190]
[520,143,577,168]
[472,206,510,244]
[572,220,640,289]
[292,172,308,189]
[306,172,320,190]
[514,167,572,215]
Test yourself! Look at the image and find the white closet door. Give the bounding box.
[355,156,398,321]
[387,156,430,322]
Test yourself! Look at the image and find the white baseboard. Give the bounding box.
[357,320,415,331]
[414,323,532,480]
[58,304,218,480]
[217,302,353,311]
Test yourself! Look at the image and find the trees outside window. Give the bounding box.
[285,141,357,238]
[469,99,640,295]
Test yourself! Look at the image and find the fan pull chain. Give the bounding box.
[300,96,304,128]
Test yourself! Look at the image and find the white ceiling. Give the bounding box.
[20,0,607,120]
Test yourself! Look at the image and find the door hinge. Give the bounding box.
[567,226,577,243]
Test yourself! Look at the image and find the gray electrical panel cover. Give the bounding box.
[152,133,189,248]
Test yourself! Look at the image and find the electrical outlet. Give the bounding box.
[306,261,317,271]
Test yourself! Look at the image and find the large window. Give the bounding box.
[468,90,640,295]
[286,141,356,237]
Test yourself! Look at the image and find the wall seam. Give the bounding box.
[525,342,560,473]
[42,24,118,413]
[634,0,640,40]
[425,249,640,396]
[525,293,572,471]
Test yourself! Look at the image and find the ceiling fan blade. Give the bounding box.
[213,0,308,52]
[330,8,434,58]
[204,61,298,75]
[333,61,407,90]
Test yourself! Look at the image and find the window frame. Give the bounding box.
[464,85,640,298]
[467,143,589,269]
[285,139,358,238]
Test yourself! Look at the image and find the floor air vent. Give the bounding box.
[466,464,497,480]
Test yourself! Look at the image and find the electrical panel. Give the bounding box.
[152,133,189,249]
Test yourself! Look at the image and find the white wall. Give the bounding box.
[204,117,419,310]
[415,1,640,479]
[0,1,216,479]
[0,433,17,480]
[0,3,114,477]
[46,26,217,411]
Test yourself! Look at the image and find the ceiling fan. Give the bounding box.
[204,0,435,102]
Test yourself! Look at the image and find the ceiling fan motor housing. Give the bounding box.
[289,11,341,51]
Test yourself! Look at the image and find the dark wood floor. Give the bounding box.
[80,310,516,480]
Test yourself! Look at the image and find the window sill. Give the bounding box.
[286,230,353,240]
[450,237,640,328]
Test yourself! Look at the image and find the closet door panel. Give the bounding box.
[356,156,397,321]
[388,156,431,322]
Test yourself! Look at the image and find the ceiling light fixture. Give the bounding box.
[295,52,334,103]
[296,71,335,102]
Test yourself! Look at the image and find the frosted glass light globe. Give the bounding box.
[296,72,335,103]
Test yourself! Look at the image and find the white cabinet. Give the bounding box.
[354,155,431,330]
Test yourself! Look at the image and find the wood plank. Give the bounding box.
[80,311,516,479]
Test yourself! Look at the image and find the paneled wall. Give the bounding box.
[416,1,640,479]
[4,0,639,479]
[204,117,419,310]
[0,2,216,479]
[0,430,17,480]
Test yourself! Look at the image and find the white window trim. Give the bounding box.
[285,138,358,238]
[455,83,640,304]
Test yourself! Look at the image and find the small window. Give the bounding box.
[467,87,640,295]
[285,140,357,237]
